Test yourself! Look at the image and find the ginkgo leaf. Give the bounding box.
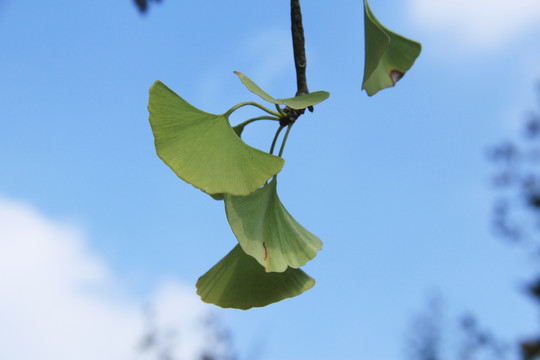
[232,122,246,138]
[196,245,315,309]
[362,0,421,96]
[224,177,322,273]
[207,124,246,201]
[234,71,329,110]
[148,80,285,196]
[209,193,224,201]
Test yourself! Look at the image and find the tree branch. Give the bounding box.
[291,0,308,98]
[281,0,312,126]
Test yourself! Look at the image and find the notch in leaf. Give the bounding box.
[362,0,421,96]
[148,81,284,196]
[224,177,322,273]
[234,72,329,110]
[196,245,315,309]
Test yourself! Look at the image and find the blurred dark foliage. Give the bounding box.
[405,297,508,360]
[457,314,509,360]
[138,304,237,360]
[489,82,540,360]
[489,83,540,246]
[134,0,162,13]
[407,84,540,360]
[522,339,540,360]
[405,295,442,360]
[521,279,540,360]
[530,278,540,302]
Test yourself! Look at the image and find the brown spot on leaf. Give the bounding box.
[263,242,268,260]
[390,69,404,85]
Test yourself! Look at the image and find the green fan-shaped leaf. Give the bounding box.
[196,245,315,309]
[362,0,421,96]
[224,177,322,273]
[232,122,247,138]
[206,123,247,201]
[148,81,285,196]
[234,71,329,110]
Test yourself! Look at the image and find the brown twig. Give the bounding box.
[281,0,312,126]
[291,0,309,98]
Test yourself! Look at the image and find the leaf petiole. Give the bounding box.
[225,101,281,117]
[275,104,287,117]
[278,124,293,158]
[269,125,285,155]
[236,115,280,128]
[234,116,280,138]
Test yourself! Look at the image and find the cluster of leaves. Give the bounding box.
[149,74,327,309]
[147,0,421,309]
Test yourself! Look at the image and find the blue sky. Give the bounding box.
[1,0,540,359]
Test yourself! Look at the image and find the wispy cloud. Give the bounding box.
[408,0,540,51]
[196,26,292,106]
[241,27,293,88]
[0,196,228,360]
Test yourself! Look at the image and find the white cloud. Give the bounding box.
[408,0,540,50]
[0,196,229,360]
